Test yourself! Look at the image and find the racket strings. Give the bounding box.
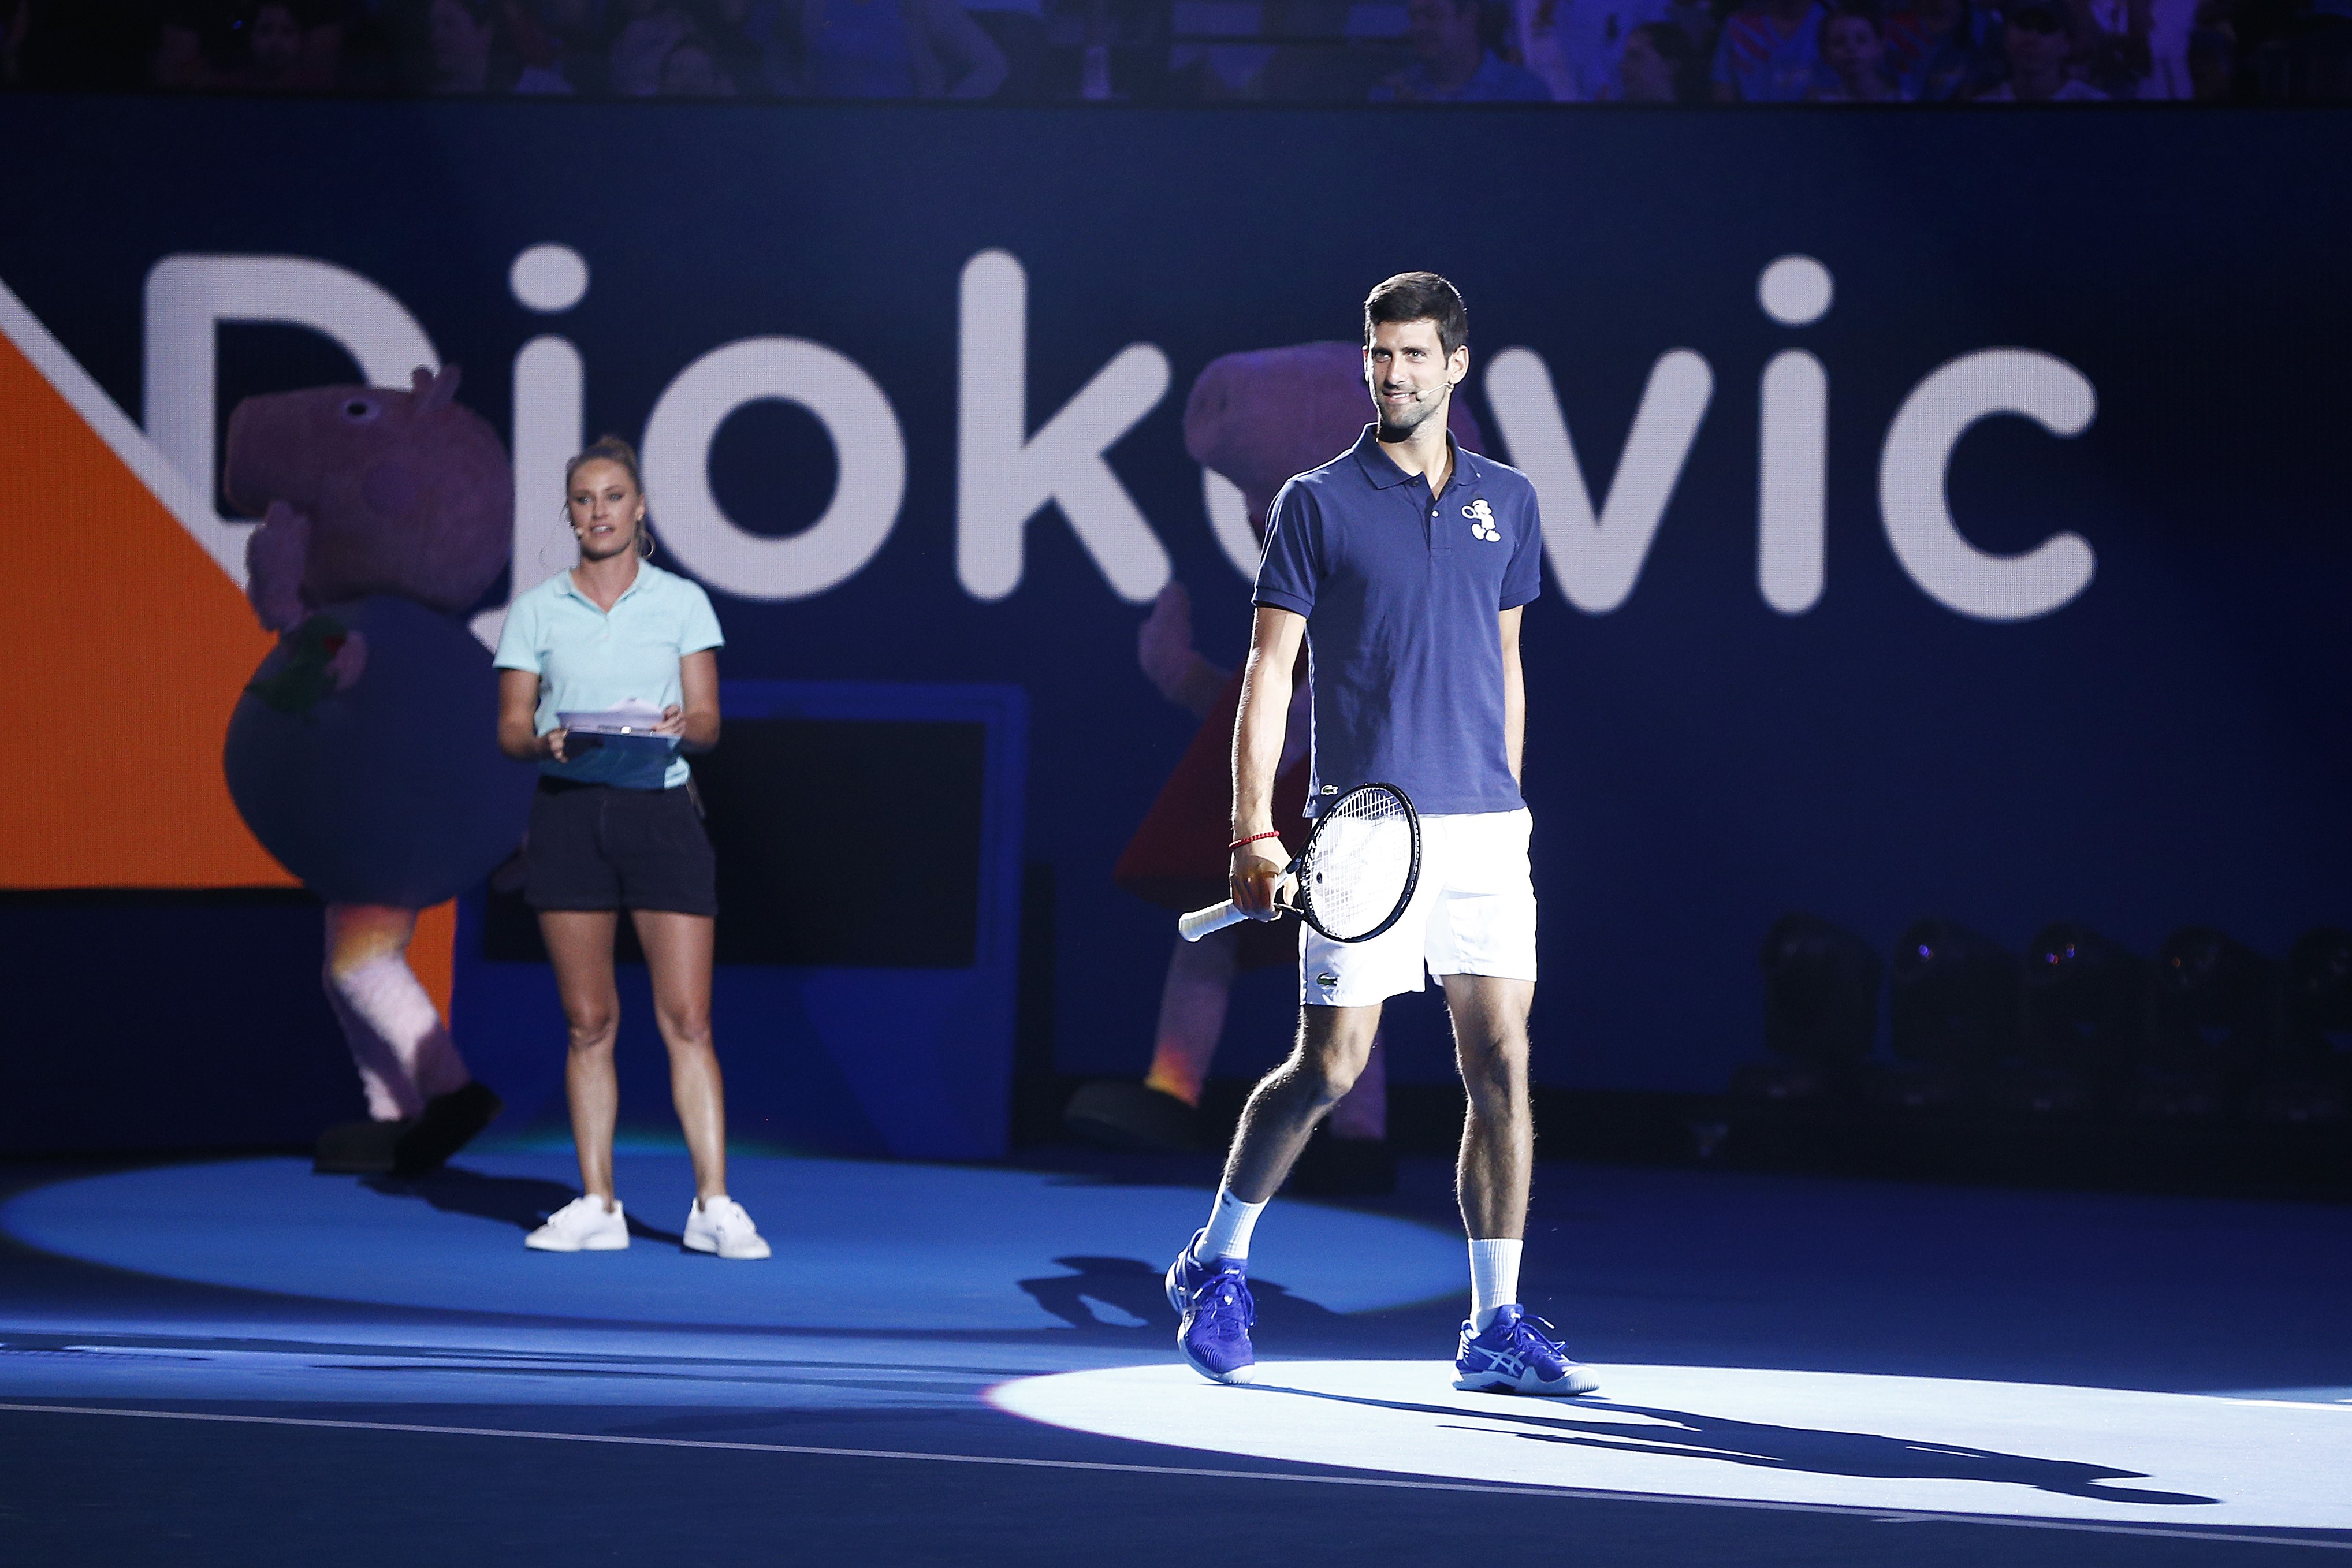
[1298,790,1416,941]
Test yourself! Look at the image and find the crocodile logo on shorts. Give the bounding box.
[1316,971,1339,989]
[1464,498,1500,542]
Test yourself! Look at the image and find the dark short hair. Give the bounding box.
[2007,2,2066,31]
[1364,272,1469,356]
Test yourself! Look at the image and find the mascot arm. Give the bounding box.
[246,500,312,633]
[1138,582,1230,721]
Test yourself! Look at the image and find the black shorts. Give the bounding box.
[524,778,718,917]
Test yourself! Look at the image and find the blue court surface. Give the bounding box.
[2,1148,2349,1565]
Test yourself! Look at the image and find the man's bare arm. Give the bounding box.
[1499,606,1525,785]
[1230,606,1307,917]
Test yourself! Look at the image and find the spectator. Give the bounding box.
[611,0,694,92]
[152,0,342,89]
[1375,0,1553,98]
[1882,0,2003,96]
[2068,0,2152,93]
[1810,4,1907,94]
[1512,0,1586,98]
[2186,15,2234,93]
[790,0,1007,97]
[1545,0,1683,96]
[1668,0,1718,51]
[657,29,736,88]
[155,2,232,87]
[493,0,573,91]
[695,0,781,93]
[1618,16,1705,93]
[1711,0,1830,99]
[1975,0,2107,94]
[959,0,1049,99]
[424,0,519,90]
[509,0,604,92]
[245,2,308,86]
[2142,0,2199,92]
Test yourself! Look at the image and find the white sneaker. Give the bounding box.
[526,1194,629,1252]
[683,1195,771,1260]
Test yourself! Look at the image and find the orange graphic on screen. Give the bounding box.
[0,319,295,889]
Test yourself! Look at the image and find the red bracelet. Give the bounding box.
[1229,830,1283,851]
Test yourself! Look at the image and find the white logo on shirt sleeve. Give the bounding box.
[1464,498,1501,542]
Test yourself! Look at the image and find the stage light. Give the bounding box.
[2246,926,2352,1124]
[2283,925,2352,1046]
[2140,925,2273,1118]
[1882,918,2021,1108]
[2014,921,2143,1113]
[1736,913,1882,1102]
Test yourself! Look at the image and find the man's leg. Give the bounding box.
[1443,971,1596,1396]
[1165,1002,1381,1385]
[1147,939,1387,1140]
[1216,1001,1384,1208]
[1444,973,1534,1249]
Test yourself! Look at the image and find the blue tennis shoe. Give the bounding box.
[1166,1231,1256,1384]
[1453,1305,1599,1396]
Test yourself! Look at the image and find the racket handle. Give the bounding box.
[1178,900,1251,942]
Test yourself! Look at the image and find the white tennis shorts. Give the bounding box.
[1300,807,1538,1007]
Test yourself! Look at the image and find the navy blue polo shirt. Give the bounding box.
[1254,425,1545,818]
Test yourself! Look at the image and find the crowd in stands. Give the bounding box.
[2,0,2346,100]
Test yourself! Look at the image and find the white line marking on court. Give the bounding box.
[2219,1399,2352,1412]
[1,1401,2346,1550]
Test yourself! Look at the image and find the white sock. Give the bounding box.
[328,952,472,1116]
[1197,1186,1267,1263]
[1468,1238,1523,1331]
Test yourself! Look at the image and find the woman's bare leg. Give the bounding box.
[632,909,727,1202]
[539,910,623,1205]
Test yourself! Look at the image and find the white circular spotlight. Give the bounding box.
[991,1360,2352,1533]
[511,244,589,314]
[1758,255,1833,327]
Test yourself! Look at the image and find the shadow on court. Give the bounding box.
[1018,1256,1342,1338]
[1251,1385,2221,1507]
[359,1167,687,1246]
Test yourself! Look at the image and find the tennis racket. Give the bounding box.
[1179,783,1421,944]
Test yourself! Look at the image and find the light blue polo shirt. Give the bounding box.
[1254,426,1544,818]
[493,561,724,789]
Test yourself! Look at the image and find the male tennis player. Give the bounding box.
[1164,273,1596,1396]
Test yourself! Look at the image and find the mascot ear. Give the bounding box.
[412,364,463,409]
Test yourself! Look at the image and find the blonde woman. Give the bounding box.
[493,437,768,1260]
